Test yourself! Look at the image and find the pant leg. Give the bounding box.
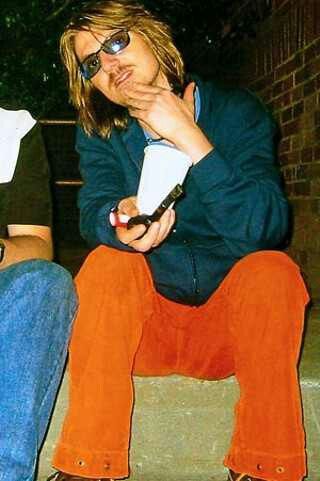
[52,246,160,479]
[223,251,309,481]
[169,251,308,481]
[0,260,77,481]
[52,248,308,481]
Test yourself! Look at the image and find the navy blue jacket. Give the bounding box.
[77,78,289,305]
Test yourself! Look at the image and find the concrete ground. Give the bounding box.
[37,308,320,481]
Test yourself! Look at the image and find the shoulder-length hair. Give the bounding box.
[60,0,185,137]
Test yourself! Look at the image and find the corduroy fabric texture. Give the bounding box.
[52,246,309,481]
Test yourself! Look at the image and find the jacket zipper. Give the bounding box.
[184,239,199,302]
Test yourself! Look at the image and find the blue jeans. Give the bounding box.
[0,259,77,481]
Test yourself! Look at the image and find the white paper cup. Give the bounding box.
[137,144,192,215]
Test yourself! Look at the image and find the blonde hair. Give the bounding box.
[60,0,185,137]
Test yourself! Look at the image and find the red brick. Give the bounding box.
[220,0,320,280]
[302,111,316,131]
[298,250,309,267]
[292,85,304,102]
[281,91,292,107]
[294,181,311,196]
[303,128,317,146]
[305,0,315,45]
[279,137,291,153]
[315,4,320,37]
[273,97,281,111]
[309,58,320,77]
[275,58,296,80]
[311,179,320,196]
[290,198,312,215]
[283,151,301,165]
[283,75,294,91]
[315,111,320,127]
[296,164,308,180]
[272,32,281,70]
[292,135,303,151]
[304,43,317,64]
[314,145,320,161]
[281,119,300,137]
[293,101,304,118]
[288,8,297,57]
[279,153,289,166]
[284,183,294,196]
[303,79,317,97]
[282,19,290,62]
[261,88,273,103]
[309,163,320,177]
[295,66,312,85]
[305,93,319,114]
[273,0,290,11]
[273,80,285,97]
[301,148,314,163]
[283,168,291,181]
[281,107,293,123]
[251,74,274,92]
[311,199,320,215]
[296,4,305,50]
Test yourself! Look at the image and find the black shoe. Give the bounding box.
[47,471,114,481]
[228,468,266,481]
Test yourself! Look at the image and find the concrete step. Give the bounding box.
[37,309,320,481]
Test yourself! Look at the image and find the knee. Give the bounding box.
[24,259,75,293]
[228,252,309,337]
[232,250,306,295]
[0,260,77,334]
[10,260,77,315]
[78,245,146,281]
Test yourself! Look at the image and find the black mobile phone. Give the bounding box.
[127,184,184,230]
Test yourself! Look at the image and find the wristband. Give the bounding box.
[109,208,130,228]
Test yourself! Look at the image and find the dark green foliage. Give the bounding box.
[0,0,271,118]
[1,0,84,118]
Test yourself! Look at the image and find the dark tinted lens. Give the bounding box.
[80,53,100,80]
[102,30,130,55]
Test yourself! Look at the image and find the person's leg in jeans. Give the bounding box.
[0,259,77,481]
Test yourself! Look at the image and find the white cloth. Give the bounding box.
[0,108,36,184]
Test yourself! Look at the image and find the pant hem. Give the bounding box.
[52,443,129,479]
[224,448,306,481]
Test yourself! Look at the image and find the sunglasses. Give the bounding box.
[79,29,130,80]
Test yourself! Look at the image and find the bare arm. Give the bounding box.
[0,224,53,269]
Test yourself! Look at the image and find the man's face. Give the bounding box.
[74,29,169,106]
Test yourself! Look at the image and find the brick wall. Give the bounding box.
[224,0,320,303]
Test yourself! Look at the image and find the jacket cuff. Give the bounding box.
[95,202,133,252]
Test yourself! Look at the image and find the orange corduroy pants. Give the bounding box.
[52,246,309,481]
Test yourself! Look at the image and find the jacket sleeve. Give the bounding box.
[190,88,289,256]
[76,127,133,251]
